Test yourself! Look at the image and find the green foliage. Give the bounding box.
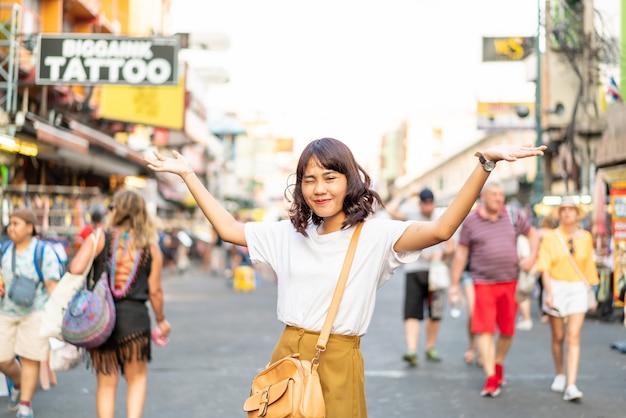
[549,0,584,53]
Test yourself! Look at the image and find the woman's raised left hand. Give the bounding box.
[482,144,547,163]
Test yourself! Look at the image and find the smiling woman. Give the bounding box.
[291,139,381,236]
[145,136,545,416]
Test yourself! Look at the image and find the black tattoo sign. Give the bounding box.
[36,34,179,86]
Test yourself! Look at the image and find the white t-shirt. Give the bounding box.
[245,218,419,336]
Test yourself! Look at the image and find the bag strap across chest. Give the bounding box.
[555,229,591,289]
[312,222,363,361]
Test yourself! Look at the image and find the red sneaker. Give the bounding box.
[480,375,501,397]
[495,363,506,386]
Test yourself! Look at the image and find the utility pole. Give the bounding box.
[532,0,544,207]
[574,0,605,196]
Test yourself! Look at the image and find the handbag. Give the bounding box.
[505,207,536,301]
[61,271,116,349]
[555,230,597,311]
[7,244,42,307]
[586,286,598,311]
[40,229,101,339]
[48,338,83,371]
[8,275,39,307]
[243,222,364,418]
[516,235,536,290]
[428,259,451,290]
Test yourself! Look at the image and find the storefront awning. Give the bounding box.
[53,148,141,177]
[68,120,147,167]
[33,120,89,154]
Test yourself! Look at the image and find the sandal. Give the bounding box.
[463,349,474,364]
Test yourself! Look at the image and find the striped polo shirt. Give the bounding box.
[459,208,531,284]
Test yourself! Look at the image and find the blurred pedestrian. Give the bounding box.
[459,262,481,365]
[387,187,455,366]
[0,208,63,418]
[146,138,544,416]
[516,214,558,329]
[520,215,559,322]
[69,190,170,418]
[449,182,540,397]
[74,206,106,252]
[536,196,599,402]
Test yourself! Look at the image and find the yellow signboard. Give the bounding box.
[477,102,536,130]
[97,77,185,129]
[482,37,535,62]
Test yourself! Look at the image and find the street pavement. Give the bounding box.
[1,263,625,418]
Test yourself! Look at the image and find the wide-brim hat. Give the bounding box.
[10,208,38,235]
[558,196,585,218]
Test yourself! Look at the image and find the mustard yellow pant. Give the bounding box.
[270,326,367,418]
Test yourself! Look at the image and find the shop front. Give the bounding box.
[596,104,626,307]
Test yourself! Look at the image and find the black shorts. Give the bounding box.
[404,271,444,321]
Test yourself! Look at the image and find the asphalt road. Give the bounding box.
[1,264,625,417]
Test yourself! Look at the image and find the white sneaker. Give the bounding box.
[550,374,566,392]
[563,384,583,401]
[16,404,34,418]
[516,319,533,331]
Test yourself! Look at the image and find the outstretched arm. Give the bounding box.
[394,143,546,253]
[385,194,408,221]
[448,243,469,304]
[148,243,170,338]
[145,150,247,246]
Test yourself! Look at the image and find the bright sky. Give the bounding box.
[170,0,620,165]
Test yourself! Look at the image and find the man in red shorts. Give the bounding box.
[449,181,539,397]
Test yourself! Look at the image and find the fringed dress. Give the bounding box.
[87,231,153,375]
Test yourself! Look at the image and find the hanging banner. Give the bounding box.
[610,182,626,306]
[36,34,179,86]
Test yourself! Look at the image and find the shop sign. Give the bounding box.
[98,77,185,129]
[611,181,626,306]
[477,102,535,130]
[482,37,535,62]
[36,34,179,86]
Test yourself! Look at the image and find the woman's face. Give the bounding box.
[301,158,347,228]
[7,217,32,244]
[559,206,579,226]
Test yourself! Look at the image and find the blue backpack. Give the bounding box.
[0,239,65,282]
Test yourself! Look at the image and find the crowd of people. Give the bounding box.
[389,181,605,403]
[0,135,619,417]
[0,191,170,418]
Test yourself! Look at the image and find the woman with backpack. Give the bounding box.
[0,208,63,418]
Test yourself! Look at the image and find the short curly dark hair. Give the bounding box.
[287,138,383,236]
